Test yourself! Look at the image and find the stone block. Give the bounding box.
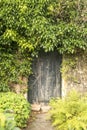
[41,106,51,113]
[31,104,41,112]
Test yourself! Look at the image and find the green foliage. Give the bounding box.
[0,0,86,53]
[50,90,87,130]
[0,112,20,130]
[0,51,32,91]
[0,0,87,89]
[0,92,31,128]
[61,54,78,80]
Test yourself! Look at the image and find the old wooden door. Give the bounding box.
[28,51,61,103]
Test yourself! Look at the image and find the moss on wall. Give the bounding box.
[62,51,87,96]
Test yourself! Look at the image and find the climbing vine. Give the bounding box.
[0,0,87,91]
[61,54,78,81]
[61,51,87,83]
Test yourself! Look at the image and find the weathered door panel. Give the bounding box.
[28,52,61,103]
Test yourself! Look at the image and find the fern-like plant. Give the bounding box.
[49,90,87,130]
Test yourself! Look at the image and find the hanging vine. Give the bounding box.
[0,0,87,91]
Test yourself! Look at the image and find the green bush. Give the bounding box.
[49,90,87,130]
[0,92,31,128]
[0,0,87,90]
[0,112,20,130]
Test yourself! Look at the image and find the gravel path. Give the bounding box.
[25,113,54,130]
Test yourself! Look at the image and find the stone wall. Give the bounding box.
[62,52,87,96]
[10,52,87,101]
[10,76,28,99]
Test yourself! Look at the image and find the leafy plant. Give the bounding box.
[0,112,20,130]
[0,92,31,128]
[49,90,87,130]
[0,52,32,92]
[0,0,87,90]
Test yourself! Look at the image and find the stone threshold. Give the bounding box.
[31,103,51,113]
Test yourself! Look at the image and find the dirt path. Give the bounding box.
[25,113,54,130]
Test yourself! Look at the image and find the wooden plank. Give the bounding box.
[28,51,61,103]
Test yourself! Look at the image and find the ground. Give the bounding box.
[24,112,54,130]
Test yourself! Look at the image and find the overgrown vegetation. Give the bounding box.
[0,0,87,91]
[50,90,87,130]
[0,92,31,128]
[0,111,20,130]
[61,54,78,81]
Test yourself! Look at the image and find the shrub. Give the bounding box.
[0,111,20,130]
[49,90,87,130]
[0,92,31,128]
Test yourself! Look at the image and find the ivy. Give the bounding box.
[0,0,87,91]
